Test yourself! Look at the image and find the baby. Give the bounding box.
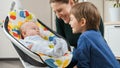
[19,22,68,57]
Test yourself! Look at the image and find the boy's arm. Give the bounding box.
[76,38,90,68]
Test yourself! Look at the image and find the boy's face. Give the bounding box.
[51,2,72,24]
[23,22,40,37]
[69,14,85,33]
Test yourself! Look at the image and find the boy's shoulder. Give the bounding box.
[80,30,100,40]
[83,30,99,35]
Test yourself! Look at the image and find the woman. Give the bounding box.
[49,0,104,67]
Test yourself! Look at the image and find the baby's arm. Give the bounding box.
[27,44,33,49]
[19,39,34,50]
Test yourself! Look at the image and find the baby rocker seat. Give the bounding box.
[3,9,73,68]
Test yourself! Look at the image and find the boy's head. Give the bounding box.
[49,0,78,4]
[20,22,40,38]
[69,2,100,33]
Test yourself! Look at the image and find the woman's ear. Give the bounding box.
[69,0,75,6]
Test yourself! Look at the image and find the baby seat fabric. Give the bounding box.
[3,9,73,68]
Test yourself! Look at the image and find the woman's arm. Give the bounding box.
[99,17,104,37]
[56,17,65,37]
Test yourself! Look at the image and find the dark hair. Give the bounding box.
[70,2,100,30]
[49,0,78,4]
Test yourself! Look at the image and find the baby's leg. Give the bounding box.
[55,38,68,55]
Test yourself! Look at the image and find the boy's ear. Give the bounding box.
[80,18,86,26]
[69,0,75,6]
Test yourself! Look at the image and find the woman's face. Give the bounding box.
[51,2,73,24]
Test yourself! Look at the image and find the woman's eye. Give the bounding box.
[57,9,62,13]
[32,28,36,30]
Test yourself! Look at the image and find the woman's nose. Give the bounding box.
[56,12,62,19]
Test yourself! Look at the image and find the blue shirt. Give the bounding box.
[75,30,120,68]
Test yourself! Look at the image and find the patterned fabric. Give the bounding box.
[7,9,72,68]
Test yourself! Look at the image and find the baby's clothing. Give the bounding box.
[20,35,68,57]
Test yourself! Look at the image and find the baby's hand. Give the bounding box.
[27,44,33,49]
[54,38,67,49]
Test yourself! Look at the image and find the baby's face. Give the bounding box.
[24,22,40,37]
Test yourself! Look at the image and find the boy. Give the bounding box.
[69,2,120,68]
[20,22,68,57]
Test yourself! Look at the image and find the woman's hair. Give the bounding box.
[70,2,100,30]
[49,0,78,4]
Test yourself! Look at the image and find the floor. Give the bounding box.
[0,58,119,68]
[0,58,49,68]
[0,58,24,68]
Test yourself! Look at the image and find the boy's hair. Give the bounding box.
[49,0,78,4]
[70,2,100,30]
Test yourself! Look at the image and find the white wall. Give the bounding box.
[104,1,117,22]
[0,0,22,21]
[20,0,52,28]
[0,27,19,58]
[0,0,21,58]
[0,0,13,21]
[87,0,104,19]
